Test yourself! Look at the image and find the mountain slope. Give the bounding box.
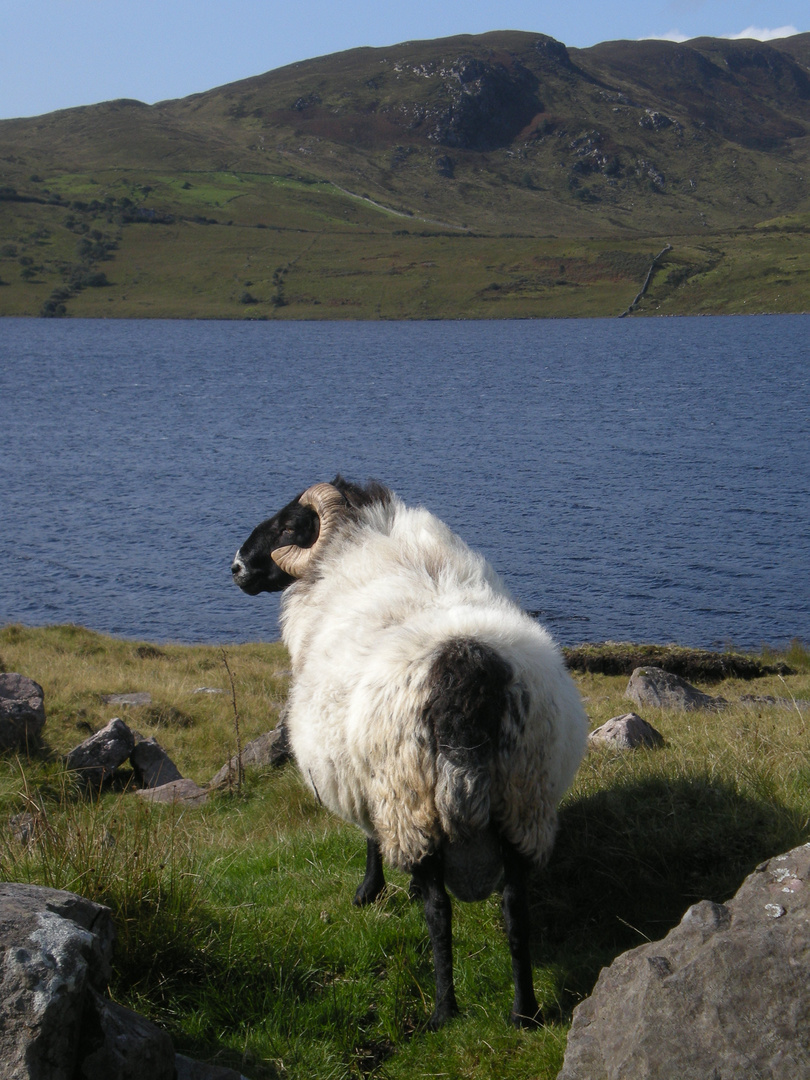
[1,30,809,318]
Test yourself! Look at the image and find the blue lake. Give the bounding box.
[1,315,808,650]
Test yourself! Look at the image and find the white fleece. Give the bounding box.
[280,495,588,872]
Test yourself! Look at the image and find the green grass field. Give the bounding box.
[1,624,809,1078]
[2,168,809,320]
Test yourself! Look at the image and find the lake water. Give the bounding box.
[1,315,808,650]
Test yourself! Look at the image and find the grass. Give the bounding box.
[2,623,809,1078]
[2,190,809,320]
[1,182,808,319]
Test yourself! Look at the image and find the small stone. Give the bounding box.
[101,692,152,707]
[130,737,183,788]
[588,713,664,749]
[9,811,36,844]
[66,718,136,789]
[135,778,208,805]
[0,673,46,750]
[208,725,292,788]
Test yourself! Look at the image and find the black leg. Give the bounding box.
[501,841,542,1028]
[411,851,459,1029]
[353,837,386,906]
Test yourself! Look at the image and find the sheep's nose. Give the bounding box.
[231,555,244,577]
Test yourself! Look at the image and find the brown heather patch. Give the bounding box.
[563,641,797,682]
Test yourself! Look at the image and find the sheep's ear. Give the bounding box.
[272,484,344,577]
[276,503,320,550]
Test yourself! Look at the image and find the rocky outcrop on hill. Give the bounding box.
[425,56,541,150]
[559,843,810,1079]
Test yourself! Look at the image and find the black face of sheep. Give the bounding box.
[232,478,588,1030]
[231,492,319,594]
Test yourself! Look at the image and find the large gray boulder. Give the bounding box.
[559,843,810,1080]
[0,883,116,1080]
[625,666,726,711]
[0,883,252,1079]
[0,673,46,751]
[65,718,136,788]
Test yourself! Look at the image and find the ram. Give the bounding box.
[232,477,588,1028]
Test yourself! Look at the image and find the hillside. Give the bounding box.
[1,30,809,319]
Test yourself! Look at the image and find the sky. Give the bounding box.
[0,0,807,121]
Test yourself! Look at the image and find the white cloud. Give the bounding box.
[641,25,800,45]
[647,30,689,42]
[727,25,799,41]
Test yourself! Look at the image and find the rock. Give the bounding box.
[9,811,37,844]
[625,666,726,712]
[0,883,116,1080]
[0,673,46,751]
[588,713,664,750]
[175,1053,252,1080]
[77,987,175,1080]
[209,725,292,788]
[0,883,182,1079]
[740,694,810,712]
[101,692,152,707]
[135,778,208,805]
[193,687,225,695]
[65,718,136,789]
[559,843,810,1080]
[130,737,183,788]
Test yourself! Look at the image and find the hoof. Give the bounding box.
[428,1000,459,1030]
[510,1006,544,1029]
[352,882,383,906]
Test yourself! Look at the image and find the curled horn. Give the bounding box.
[271,483,347,578]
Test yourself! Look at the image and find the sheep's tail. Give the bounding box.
[422,637,512,844]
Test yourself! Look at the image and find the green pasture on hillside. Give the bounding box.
[1,166,809,319]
